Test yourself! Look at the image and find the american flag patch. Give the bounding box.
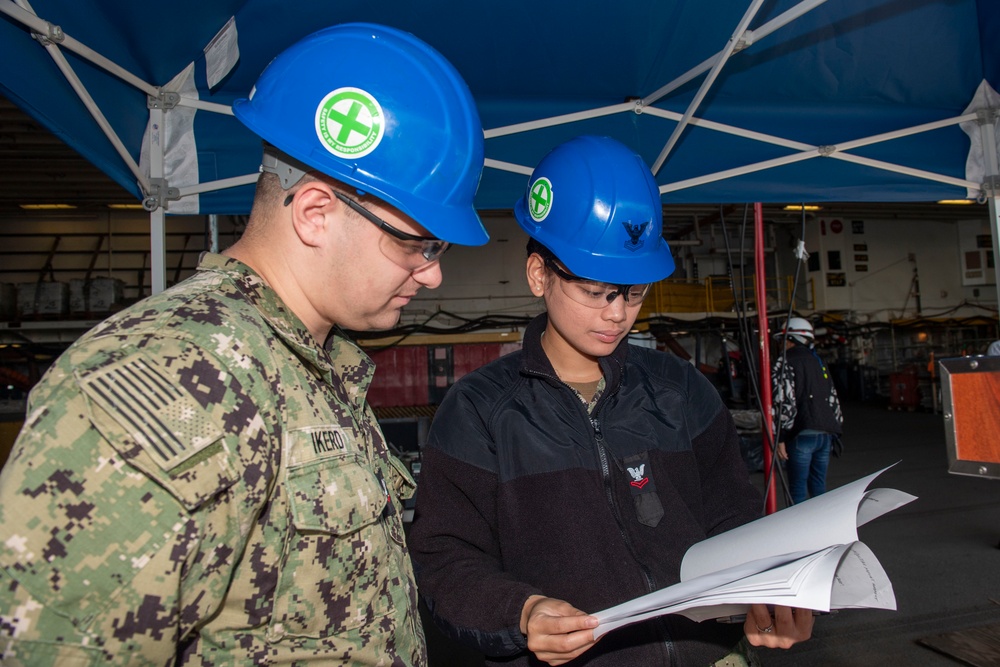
[80,353,223,471]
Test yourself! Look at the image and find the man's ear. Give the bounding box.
[288,181,335,248]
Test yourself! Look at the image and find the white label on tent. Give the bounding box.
[205,16,239,90]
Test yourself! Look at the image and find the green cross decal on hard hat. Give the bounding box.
[528,177,553,222]
[315,87,384,158]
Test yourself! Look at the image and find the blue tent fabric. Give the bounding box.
[1,0,998,214]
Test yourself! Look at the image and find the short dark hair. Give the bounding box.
[526,237,555,260]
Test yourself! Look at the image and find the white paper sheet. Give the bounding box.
[592,465,913,638]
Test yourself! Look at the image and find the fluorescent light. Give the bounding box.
[936,199,974,205]
[19,203,77,210]
[107,203,146,209]
[783,205,821,211]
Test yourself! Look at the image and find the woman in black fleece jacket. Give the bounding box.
[408,136,813,666]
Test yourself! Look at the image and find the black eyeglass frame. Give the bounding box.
[331,192,436,243]
[542,256,650,306]
[334,192,449,263]
[283,188,448,263]
[333,190,451,262]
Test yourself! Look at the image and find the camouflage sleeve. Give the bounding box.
[0,338,276,665]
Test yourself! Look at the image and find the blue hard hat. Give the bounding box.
[514,135,674,284]
[233,23,488,246]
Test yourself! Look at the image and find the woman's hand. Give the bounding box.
[744,603,814,649]
[521,595,601,665]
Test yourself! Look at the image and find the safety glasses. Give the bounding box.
[269,143,448,271]
[544,257,650,309]
[332,192,449,271]
[283,186,449,271]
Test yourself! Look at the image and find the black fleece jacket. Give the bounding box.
[408,315,762,666]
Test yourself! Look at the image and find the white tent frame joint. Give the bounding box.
[981,175,1000,200]
[976,107,999,125]
[32,23,66,46]
[147,91,180,110]
[31,20,64,46]
[143,178,180,212]
[734,29,755,53]
[817,145,837,156]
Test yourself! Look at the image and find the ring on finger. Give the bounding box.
[755,621,774,634]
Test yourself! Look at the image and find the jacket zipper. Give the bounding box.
[531,363,660,595]
[523,367,639,568]
[592,416,655,594]
[526,364,676,664]
[592,414,676,666]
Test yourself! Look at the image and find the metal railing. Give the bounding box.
[641,275,813,315]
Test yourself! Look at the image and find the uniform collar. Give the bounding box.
[197,253,375,404]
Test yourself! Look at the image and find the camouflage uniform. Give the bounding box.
[0,253,425,666]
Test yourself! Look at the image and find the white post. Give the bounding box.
[208,214,219,254]
[989,195,1000,295]
[148,104,167,294]
[150,207,166,295]
[977,108,1000,293]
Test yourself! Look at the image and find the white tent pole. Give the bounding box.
[482,96,979,192]
[643,106,805,147]
[484,0,830,149]
[178,174,260,198]
[3,0,157,96]
[977,109,1000,290]
[485,102,632,139]
[834,155,975,190]
[208,215,219,254]
[643,104,979,193]
[660,152,817,193]
[836,114,978,152]
[148,104,167,294]
[660,147,976,195]
[5,0,150,191]
[483,159,534,176]
[177,98,234,115]
[989,194,1000,296]
[643,0,830,107]
[150,206,167,295]
[643,107,976,153]
[39,40,150,192]
[651,0,768,174]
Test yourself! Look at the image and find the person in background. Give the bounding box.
[772,317,844,504]
[408,135,813,667]
[0,23,487,666]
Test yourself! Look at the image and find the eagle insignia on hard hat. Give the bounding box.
[622,220,648,252]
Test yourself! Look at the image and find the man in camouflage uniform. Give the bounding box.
[0,23,488,666]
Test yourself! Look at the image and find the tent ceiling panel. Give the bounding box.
[0,0,997,214]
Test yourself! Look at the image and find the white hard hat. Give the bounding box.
[775,317,814,344]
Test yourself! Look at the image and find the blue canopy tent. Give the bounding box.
[1,0,999,292]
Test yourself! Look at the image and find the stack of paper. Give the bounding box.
[593,465,916,638]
